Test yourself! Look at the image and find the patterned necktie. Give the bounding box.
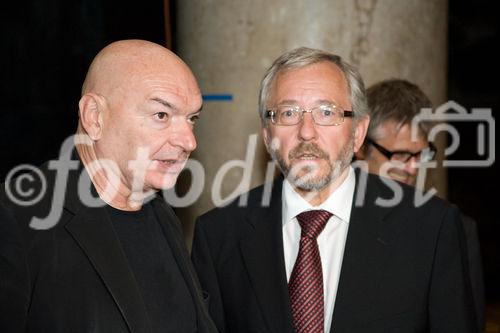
[288,210,332,333]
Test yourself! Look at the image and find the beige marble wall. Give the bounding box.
[174,0,448,235]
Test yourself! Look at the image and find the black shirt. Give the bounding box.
[107,202,197,333]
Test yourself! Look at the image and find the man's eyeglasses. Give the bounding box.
[367,138,437,163]
[265,104,353,126]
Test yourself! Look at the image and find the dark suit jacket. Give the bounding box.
[192,171,477,333]
[0,156,217,333]
[460,214,485,332]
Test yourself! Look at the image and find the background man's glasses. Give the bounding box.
[367,138,437,163]
[265,104,353,126]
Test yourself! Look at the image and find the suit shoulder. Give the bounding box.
[196,179,281,227]
[0,161,78,239]
[362,172,458,221]
[367,172,449,204]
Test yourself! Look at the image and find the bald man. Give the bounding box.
[0,40,217,333]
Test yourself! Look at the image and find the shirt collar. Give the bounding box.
[282,166,356,225]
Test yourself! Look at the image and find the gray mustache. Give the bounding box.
[289,143,329,160]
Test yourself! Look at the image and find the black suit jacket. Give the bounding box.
[192,171,477,333]
[460,214,485,332]
[0,156,217,333]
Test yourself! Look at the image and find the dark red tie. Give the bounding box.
[288,210,332,333]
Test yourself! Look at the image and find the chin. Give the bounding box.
[388,174,413,186]
[406,179,418,187]
[146,173,180,191]
[293,176,331,192]
[288,167,332,191]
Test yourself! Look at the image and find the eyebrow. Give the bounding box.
[316,99,336,105]
[277,99,299,105]
[151,97,175,110]
[277,99,336,106]
[150,97,203,114]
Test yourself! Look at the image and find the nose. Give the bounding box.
[170,118,197,153]
[403,156,419,175]
[298,112,317,141]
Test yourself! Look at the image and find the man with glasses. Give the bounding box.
[355,79,436,186]
[192,48,477,332]
[363,137,436,185]
[356,78,485,331]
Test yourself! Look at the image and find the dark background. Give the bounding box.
[1,0,498,303]
[448,0,499,302]
[0,0,166,173]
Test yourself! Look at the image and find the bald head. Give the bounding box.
[76,40,202,206]
[81,39,197,98]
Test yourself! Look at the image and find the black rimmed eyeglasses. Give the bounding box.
[366,138,437,163]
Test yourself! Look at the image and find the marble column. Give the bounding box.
[174,0,448,239]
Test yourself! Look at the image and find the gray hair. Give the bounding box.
[258,47,368,123]
[366,79,432,140]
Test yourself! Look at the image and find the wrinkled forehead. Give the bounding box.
[120,56,195,87]
[269,62,350,105]
[87,44,196,90]
[107,62,200,107]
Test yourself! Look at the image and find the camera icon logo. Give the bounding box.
[411,100,495,167]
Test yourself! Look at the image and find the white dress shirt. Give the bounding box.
[282,166,355,332]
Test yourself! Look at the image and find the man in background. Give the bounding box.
[0,40,216,332]
[355,78,484,331]
[354,79,435,187]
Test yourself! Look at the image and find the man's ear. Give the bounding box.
[261,125,270,151]
[353,115,370,154]
[79,93,105,141]
[354,144,367,160]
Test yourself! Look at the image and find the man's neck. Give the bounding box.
[75,136,149,211]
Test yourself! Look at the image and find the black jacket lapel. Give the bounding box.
[330,171,396,332]
[63,164,151,333]
[151,198,217,333]
[65,206,151,333]
[239,180,295,333]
